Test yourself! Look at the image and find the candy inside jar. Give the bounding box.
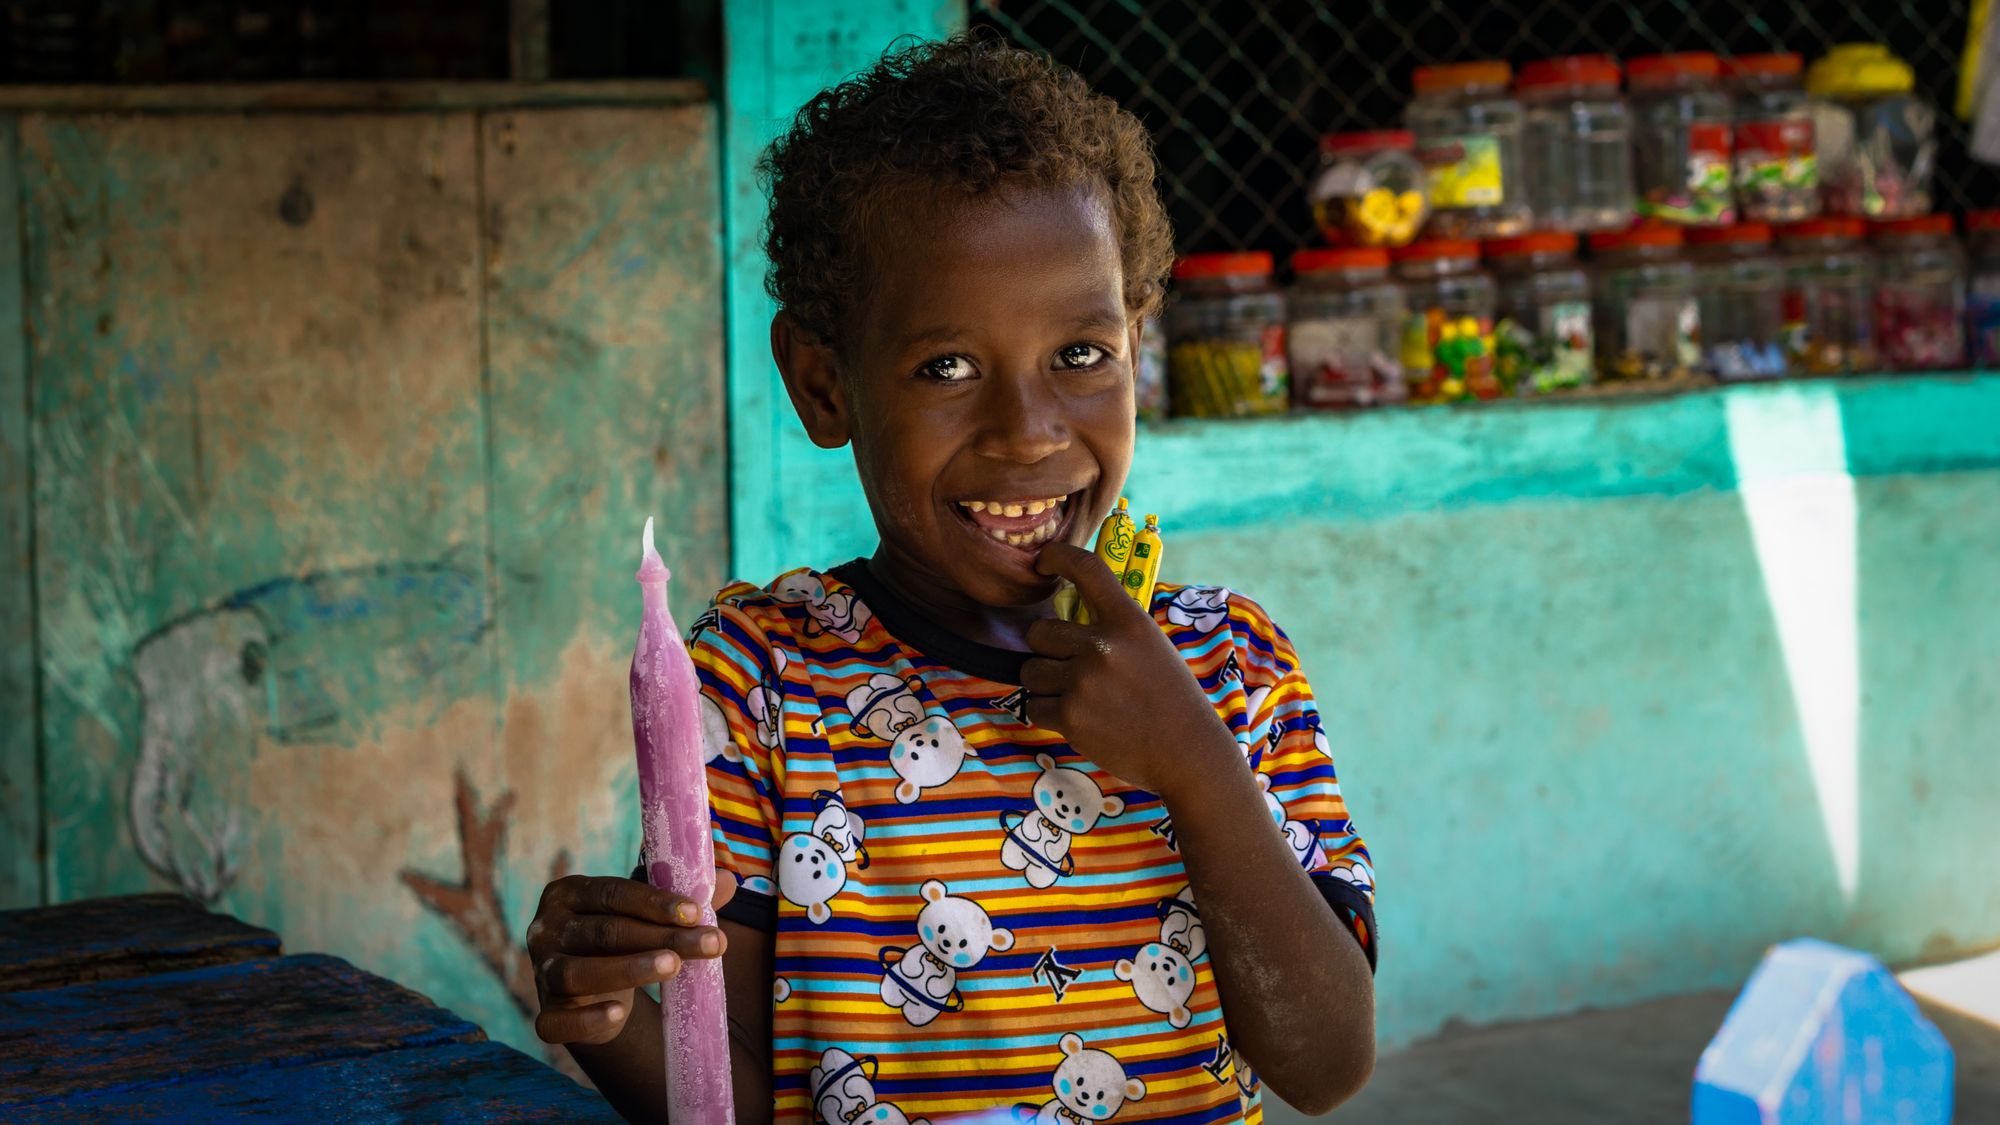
[1807,44,1935,219]
[1309,130,1429,247]
[1166,252,1290,417]
[1392,239,1500,403]
[1589,225,1703,380]
[1286,247,1409,409]
[1725,53,1819,224]
[1628,52,1736,226]
[1686,223,1790,380]
[1776,217,1878,375]
[1484,230,1596,395]
[1869,213,1965,372]
[1967,210,2000,370]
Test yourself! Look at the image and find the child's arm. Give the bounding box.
[1024,545,1375,1113]
[1161,751,1374,1112]
[528,875,776,1123]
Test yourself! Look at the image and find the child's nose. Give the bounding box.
[972,371,1072,464]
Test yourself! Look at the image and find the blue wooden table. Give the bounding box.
[0,893,621,1122]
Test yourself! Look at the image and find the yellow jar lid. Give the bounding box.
[1806,43,1914,97]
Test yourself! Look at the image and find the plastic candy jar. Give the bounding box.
[1967,211,2000,369]
[1807,44,1935,218]
[1516,55,1634,233]
[1588,225,1702,380]
[1869,214,1965,371]
[1166,253,1289,417]
[1776,217,1877,375]
[1686,223,1789,380]
[1407,61,1532,239]
[1287,248,1408,409]
[1135,313,1168,420]
[1309,131,1428,248]
[1628,53,1735,226]
[1485,231,1594,395]
[1393,239,1499,403]
[1725,53,1819,223]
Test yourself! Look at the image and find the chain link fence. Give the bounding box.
[974,0,1995,257]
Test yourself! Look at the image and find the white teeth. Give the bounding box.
[986,527,1009,542]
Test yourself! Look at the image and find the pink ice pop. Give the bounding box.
[631,516,735,1123]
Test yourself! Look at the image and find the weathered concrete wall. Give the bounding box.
[0,86,725,1069]
[736,375,2000,1058]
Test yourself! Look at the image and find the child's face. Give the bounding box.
[795,183,1138,608]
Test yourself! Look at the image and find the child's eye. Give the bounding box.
[917,355,975,382]
[1056,343,1108,370]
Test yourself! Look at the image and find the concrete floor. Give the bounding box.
[1263,950,2000,1123]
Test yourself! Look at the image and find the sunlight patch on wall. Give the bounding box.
[1726,387,1859,902]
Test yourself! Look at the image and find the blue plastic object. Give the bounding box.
[1694,938,1953,1124]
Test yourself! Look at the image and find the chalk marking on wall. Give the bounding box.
[121,557,490,902]
[400,766,583,1080]
[1725,387,1859,902]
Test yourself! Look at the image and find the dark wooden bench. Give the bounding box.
[0,894,621,1122]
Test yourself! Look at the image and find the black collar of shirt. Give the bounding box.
[826,559,1030,685]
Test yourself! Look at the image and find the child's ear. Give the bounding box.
[771,311,852,450]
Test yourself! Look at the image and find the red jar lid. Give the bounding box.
[1868,213,1956,238]
[1966,210,2000,232]
[1627,52,1722,88]
[1393,238,1482,263]
[1516,55,1621,92]
[1413,60,1512,94]
[1173,252,1274,279]
[1483,230,1580,258]
[1589,225,1686,252]
[1685,222,1774,246]
[1293,247,1392,272]
[1320,129,1415,156]
[1721,53,1803,79]
[1776,217,1866,242]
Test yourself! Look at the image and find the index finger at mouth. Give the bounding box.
[1035,541,1128,611]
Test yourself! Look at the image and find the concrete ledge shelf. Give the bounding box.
[1133,372,2000,533]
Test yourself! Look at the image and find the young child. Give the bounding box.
[527,33,1375,1124]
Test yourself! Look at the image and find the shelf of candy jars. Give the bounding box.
[1135,43,1992,425]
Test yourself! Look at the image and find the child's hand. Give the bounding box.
[526,872,733,1046]
[1022,542,1236,798]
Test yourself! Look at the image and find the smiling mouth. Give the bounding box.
[951,490,1083,553]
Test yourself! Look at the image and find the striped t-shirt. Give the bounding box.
[683,560,1375,1124]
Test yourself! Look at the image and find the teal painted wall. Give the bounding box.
[723,0,965,583]
[733,374,2000,1058]
[0,86,726,1081]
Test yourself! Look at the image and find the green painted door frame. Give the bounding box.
[722,0,965,583]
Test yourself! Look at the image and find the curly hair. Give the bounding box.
[759,31,1175,353]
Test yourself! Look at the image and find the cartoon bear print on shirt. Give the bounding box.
[1157,883,1206,961]
[845,673,927,742]
[1000,754,1126,889]
[743,646,788,750]
[1307,710,1334,762]
[777,828,849,924]
[808,789,869,869]
[809,1048,931,1125]
[1258,774,1327,872]
[773,573,871,643]
[1115,940,1196,1028]
[1234,685,1273,761]
[1032,1033,1146,1124]
[698,695,740,765]
[1166,585,1231,634]
[888,715,967,804]
[878,879,1014,1026]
